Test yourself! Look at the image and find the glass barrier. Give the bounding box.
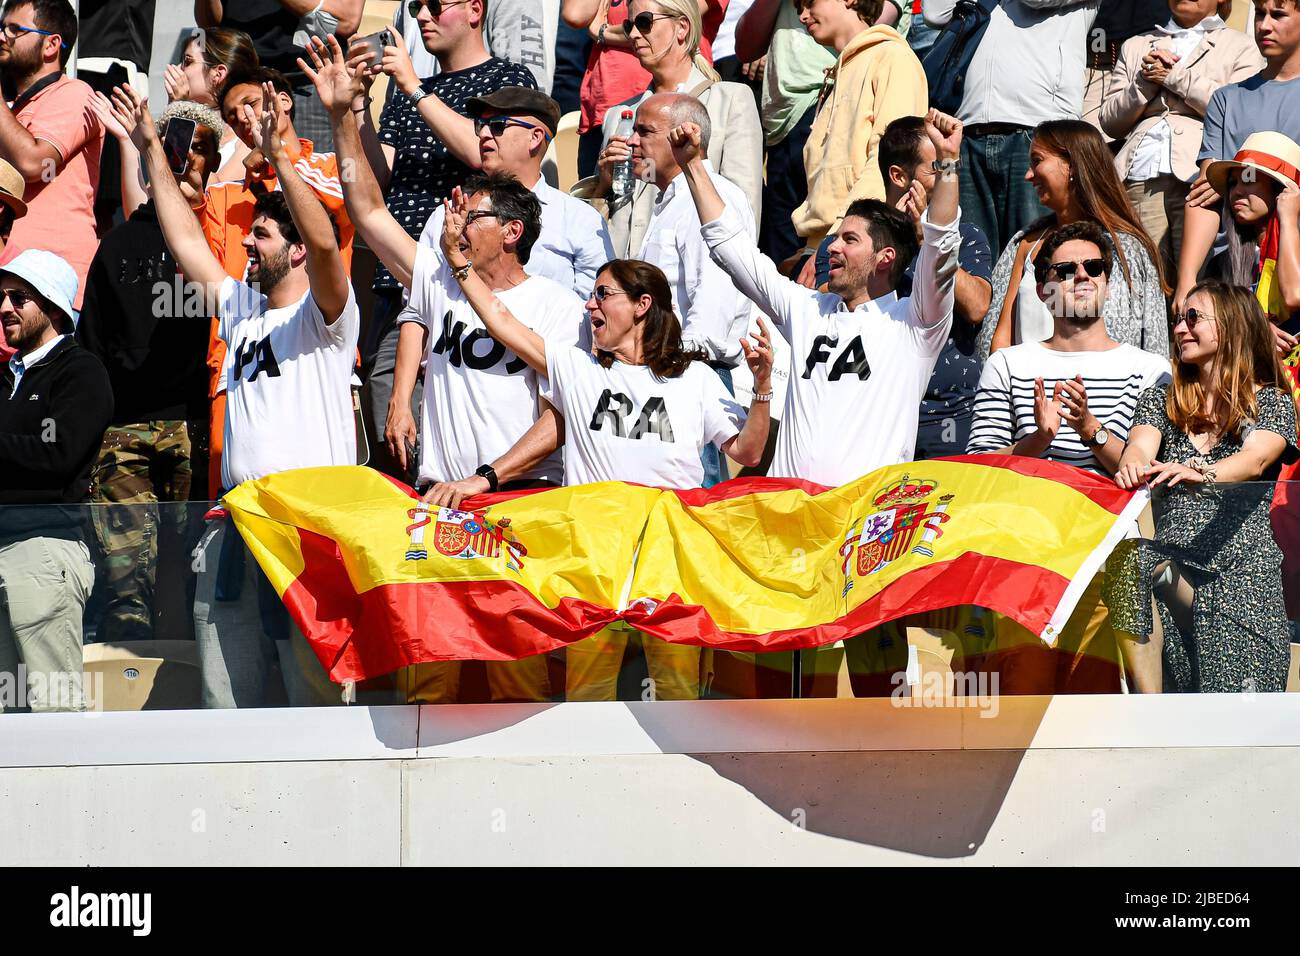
[0,481,1297,712]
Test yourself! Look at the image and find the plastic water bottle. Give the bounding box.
[612,109,635,201]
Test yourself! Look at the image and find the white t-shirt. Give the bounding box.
[218,276,360,489]
[702,203,961,486]
[967,340,1172,474]
[401,245,585,485]
[540,347,746,489]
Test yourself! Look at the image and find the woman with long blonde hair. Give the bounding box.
[1111,281,1298,693]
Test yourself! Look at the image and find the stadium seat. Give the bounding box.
[542,110,580,193]
[82,641,201,711]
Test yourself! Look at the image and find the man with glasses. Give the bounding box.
[967,221,1170,477]
[341,0,538,479]
[309,34,585,703]
[412,87,614,299]
[965,220,1170,696]
[0,248,113,712]
[0,0,103,318]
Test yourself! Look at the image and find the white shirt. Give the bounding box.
[416,177,615,299]
[639,162,757,366]
[8,334,68,398]
[540,346,745,489]
[400,245,585,485]
[712,0,757,62]
[217,277,360,489]
[702,203,961,487]
[1126,16,1222,183]
[967,341,1171,474]
[924,0,1101,127]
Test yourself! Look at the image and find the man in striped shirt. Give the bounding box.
[967,220,1169,695]
[967,221,1169,475]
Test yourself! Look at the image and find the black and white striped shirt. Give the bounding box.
[966,342,1171,474]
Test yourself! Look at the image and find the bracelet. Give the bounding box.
[451,260,473,282]
[1186,455,1218,490]
[752,390,773,403]
[598,22,608,44]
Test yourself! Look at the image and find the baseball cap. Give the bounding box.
[466,87,561,137]
[0,249,79,328]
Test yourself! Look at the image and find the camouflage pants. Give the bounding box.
[89,422,193,643]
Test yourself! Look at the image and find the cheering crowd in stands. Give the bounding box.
[0,0,1298,711]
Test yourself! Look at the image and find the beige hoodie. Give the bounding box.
[791,25,927,248]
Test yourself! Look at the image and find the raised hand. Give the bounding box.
[299,35,366,120]
[108,83,157,152]
[740,317,774,393]
[257,81,285,161]
[440,187,470,262]
[1057,374,1099,438]
[897,179,927,226]
[667,121,703,170]
[89,90,131,143]
[163,63,191,103]
[1032,377,1064,443]
[924,107,963,161]
[377,36,421,97]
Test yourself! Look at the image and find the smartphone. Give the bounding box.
[162,116,197,176]
[351,28,395,71]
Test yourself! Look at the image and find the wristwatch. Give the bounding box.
[451,260,473,282]
[932,158,961,175]
[475,464,500,492]
[407,86,428,107]
[1086,424,1110,448]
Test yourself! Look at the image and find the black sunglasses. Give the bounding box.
[0,288,38,309]
[474,116,551,141]
[628,11,677,35]
[592,285,629,302]
[1174,307,1216,330]
[407,0,472,18]
[1046,258,1107,282]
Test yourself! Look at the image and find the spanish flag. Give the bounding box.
[222,457,1147,683]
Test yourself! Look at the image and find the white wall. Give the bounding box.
[2,696,1299,865]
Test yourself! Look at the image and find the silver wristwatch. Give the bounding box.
[407,86,429,107]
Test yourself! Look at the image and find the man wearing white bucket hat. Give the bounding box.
[1202,130,1300,351]
[0,248,113,712]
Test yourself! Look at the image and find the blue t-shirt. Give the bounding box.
[1199,73,1300,164]
[898,221,994,459]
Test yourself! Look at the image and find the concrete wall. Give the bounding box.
[2,696,1299,865]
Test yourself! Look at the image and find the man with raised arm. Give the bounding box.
[107,81,359,709]
[303,36,584,705]
[670,108,964,487]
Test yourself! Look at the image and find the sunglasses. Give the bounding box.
[407,0,472,18]
[627,11,678,35]
[1046,258,1107,282]
[474,116,551,141]
[1174,307,1216,330]
[0,288,38,309]
[1,22,66,47]
[592,285,629,302]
